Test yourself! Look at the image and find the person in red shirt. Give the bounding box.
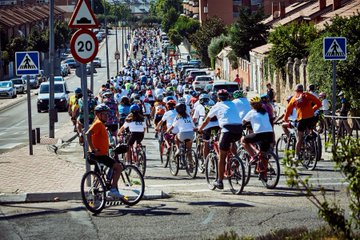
[234,74,242,89]
[284,84,322,161]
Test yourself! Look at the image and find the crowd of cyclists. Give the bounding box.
[68,27,352,198]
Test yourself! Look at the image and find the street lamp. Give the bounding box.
[103,0,110,81]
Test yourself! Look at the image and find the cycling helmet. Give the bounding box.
[94,103,110,113]
[199,94,210,104]
[295,84,304,92]
[157,83,163,88]
[130,104,140,113]
[144,97,149,103]
[250,96,261,104]
[157,94,164,101]
[217,89,229,101]
[102,91,112,97]
[167,100,176,107]
[175,103,186,114]
[191,91,198,97]
[233,90,244,99]
[319,92,326,98]
[74,87,82,94]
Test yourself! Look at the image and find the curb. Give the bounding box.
[0,189,169,204]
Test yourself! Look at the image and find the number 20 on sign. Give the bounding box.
[70,29,99,64]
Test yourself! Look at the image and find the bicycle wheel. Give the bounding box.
[185,149,198,179]
[137,150,147,177]
[164,143,174,168]
[316,133,322,161]
[238,148,251,186]
[228,156,245,195]
[81,171,106,214]
[302,139,318,171]
[285,135,296,167]
[169,150,179,176]
[205,152,218,190]
[262,151,280,189]
[118,165,145,206]
[196,142,205,174]
[275,134,287,159]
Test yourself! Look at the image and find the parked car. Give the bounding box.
[186,70,208,83]
[21,75,39,88]
[211,80,240,96]
[92,57,102,68]
[61,58,79,68]
[48,76,65,82]
[0,80,17,98]
[10,78,27,94]
[192,75,213,91]
[38,70,47,83]
[36,81,70,113]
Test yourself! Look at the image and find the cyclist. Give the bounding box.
[118,96,131,128]
[199,89,242,189]
[241,96,274,180]
[156,100,178,148]
[143,98,152,127]
[153,94,167,137]
[68,87,82,132]
[318,92,330,133]
[167,103,196,158]
[118,104,146,164]
[86,104,124,199]
[260,93,275,126]
[193,94,219,160]
[102,91,120,137]
[281,95,297,138]
[284,84,322,161]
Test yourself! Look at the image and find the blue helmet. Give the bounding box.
[94,103,110,113]
[74,87,82,94]
[130,104,140,113]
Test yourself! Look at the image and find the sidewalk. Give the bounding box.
[0,119,165,203]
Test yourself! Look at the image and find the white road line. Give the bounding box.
[150,182,206,188]
[201,209,216,225]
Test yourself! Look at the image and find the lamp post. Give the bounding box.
[104,0,110,81]
[115,15,119,74]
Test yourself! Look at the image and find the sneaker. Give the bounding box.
[212,180,224,190]
[107,188,124,199]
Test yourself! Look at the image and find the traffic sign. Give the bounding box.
[15,51,40,76]
[68,0,99,28]
[323,37,347,60]
[70,29,99,64]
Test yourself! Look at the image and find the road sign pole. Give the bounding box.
[26,75,33,155]
[80,64,90,178]
[104,4,110,81]
[331,61,337,149]
[49,0,55,138]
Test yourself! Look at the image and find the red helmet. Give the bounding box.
[167,100,176,107]
[146,89,153,95]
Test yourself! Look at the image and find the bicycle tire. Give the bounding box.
[316,133,322,161]
[302,139,318,171]
[275,134,287,159]
[285,135,296,167]
[118,165,145,206]
[238,147,251,186]
[205,152,218,190]
[164,144,174,168]
[137,150,147,177]
[169,151,179,176]
[80,171,106,214]
[159,140,164,165]
[228,156,245,195]
[196,142,205,174]
[262,151,280,189]
[185,149,198,179]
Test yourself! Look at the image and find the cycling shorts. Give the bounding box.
[202,126,220,141]
[219,131,242,151]
[128,132,144,146]
[243,132,274,152]
[94,155,116,168]
[297,117,317,132]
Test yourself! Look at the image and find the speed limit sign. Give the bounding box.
[70,29,99,64]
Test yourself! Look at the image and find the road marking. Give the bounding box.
[149,182,206,188]
[201,209,215,225]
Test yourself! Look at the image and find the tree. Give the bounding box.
[6,37,28,62]
[308,15,360,114]
[173,15,200,39]
[28,28,48,53]
[155,0,182,19]
[268,22,319,69]
[208,34,230,68]
[168,29,182,46]
[191,16,226,66]
[161,7,179,33]
[228,7,268,60]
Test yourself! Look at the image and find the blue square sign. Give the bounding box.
[15,51,40,76]
[323,37,347,60]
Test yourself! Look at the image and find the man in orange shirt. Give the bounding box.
[284,84,322,160]
[86,104,124,199]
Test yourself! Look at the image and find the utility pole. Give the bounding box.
[90,0,95,93]
[49,0,55,138]
[104,1,110,81]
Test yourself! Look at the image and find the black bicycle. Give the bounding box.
[81,153,145,214]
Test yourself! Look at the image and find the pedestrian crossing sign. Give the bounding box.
[15,51,40,76]
[323,37,347,60]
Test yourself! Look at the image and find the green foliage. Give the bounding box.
[284,137,360,239]
[28,27,48,53]
[54,21,71,49]
[208,34,229,59]
[308,15,360,114]
[140,16,162,26]
[6,37,29,61]
[161,7,179,33]
[173,15,200,39]
[228,50,239,69]
[168,29,182,46]
[190,16,226,66]
[229,7,268,60]
[154,0,182,19]
[268,22,319,69]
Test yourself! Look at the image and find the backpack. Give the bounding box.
[204,105,217,122]
[294,93,309,108]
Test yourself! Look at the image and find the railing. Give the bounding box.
[322,115,360,146]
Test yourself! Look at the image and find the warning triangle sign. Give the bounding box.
[68,0,99,28]
[325,39,345,57]
[18,53,38,70]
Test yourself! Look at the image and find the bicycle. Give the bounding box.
[238,145,280,189]
[169,139,198,179]
[80,153,145,214]
[204,136,245,194]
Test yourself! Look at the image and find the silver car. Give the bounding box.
[10,78,27,94]
[0,81,17,98]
